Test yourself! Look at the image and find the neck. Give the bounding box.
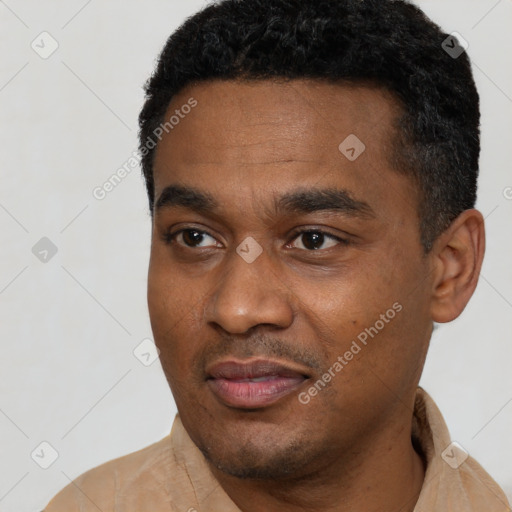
[209,411,425,512]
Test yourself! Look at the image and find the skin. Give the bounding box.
[147,79,485,512]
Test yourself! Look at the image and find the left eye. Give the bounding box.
[288,231,345,251]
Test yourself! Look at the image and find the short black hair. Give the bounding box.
[139,0,480,251]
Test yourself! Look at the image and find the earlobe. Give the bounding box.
[430,209,485,323]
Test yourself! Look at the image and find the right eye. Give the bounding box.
[163,228,222,249]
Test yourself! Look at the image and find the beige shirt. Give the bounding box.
[45,387,511,511]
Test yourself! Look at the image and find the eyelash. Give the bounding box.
[161,227,349,252]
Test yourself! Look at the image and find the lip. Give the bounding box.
[206,359,309,409]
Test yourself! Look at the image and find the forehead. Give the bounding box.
[152,79,417,223]
[155,79,400,166]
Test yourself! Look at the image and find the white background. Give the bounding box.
[0,1,511,510]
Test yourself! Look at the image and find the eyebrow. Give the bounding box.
[154,184,375,219]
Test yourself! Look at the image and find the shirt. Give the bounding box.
[44,387,511,511]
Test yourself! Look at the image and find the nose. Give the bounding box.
[205,246,295,334]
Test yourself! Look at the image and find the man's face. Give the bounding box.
[148,80,434,479]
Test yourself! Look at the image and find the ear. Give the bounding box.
[430,209,485,323]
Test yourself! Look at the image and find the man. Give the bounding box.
[45,0,511,510]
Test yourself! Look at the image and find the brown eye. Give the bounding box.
[166,229,220,248]
[181,229,206,247]
[289,230,346,251]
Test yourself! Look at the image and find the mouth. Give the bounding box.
[206,358,309,409]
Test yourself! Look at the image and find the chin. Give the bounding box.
[197,432,319,481]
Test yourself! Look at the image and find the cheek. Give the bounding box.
[147,273,197,405]
[148,246,202,323]
[303,262,397,331]
[147,262,195,360]
[308,253,424,365]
